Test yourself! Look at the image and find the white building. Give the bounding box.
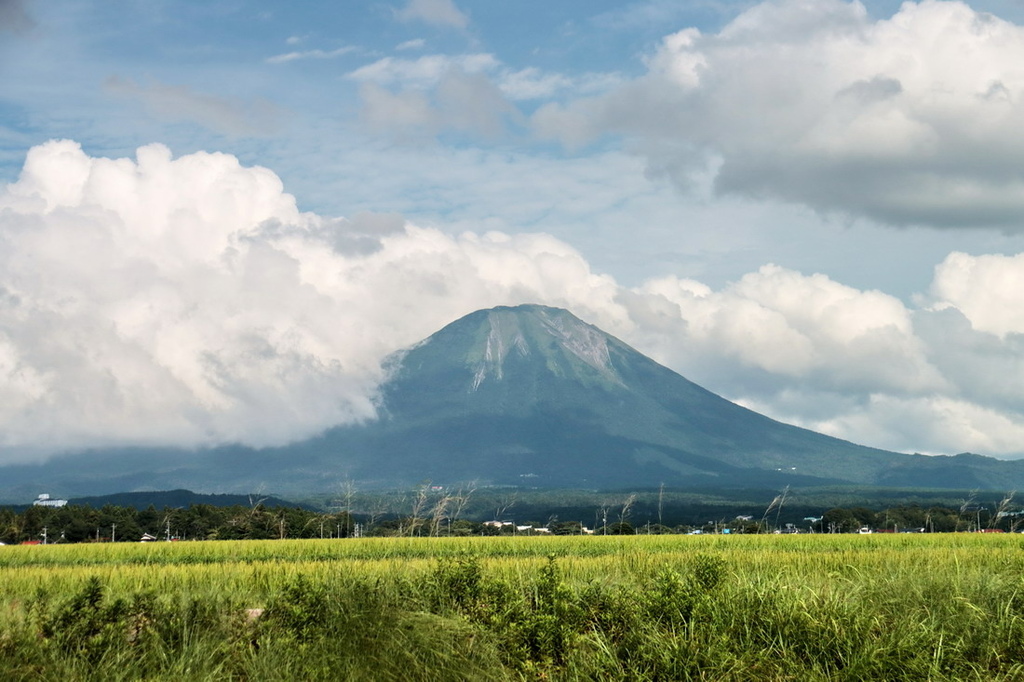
[32,493,68,508]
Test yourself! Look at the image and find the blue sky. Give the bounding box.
[4,0,1024,465]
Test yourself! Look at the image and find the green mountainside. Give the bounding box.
[281,305,1024,490]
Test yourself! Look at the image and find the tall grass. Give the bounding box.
[2,534,1024,679]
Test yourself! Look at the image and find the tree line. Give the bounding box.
[0,503,357,544]
[2,495,1020,544]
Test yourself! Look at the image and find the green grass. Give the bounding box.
[3,534,1024,680]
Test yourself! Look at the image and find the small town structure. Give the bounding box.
[32,493,68,508]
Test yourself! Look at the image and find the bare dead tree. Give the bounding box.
[449,482,477,524]
[958,490,978,532]
[247,485,269,518]
[442,482,477,535]
[761,486,790,533]
[364,494,389,536]
[339,479,357,518]
[991,491,1016,529]
[407,482,432,537]
[493,491,517,521]
[618,493,637,527]
[774,486,790,530]
[430,495,452,537]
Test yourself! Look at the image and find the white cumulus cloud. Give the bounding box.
[628,265,944,395]
[0,141,619,461]
[929,251,1024,337]
[4,140,1024,464]
[533,0,1024,228]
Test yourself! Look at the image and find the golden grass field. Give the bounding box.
[3,533,1024,680]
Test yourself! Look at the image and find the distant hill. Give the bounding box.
[2,304,1024,497]
[0,489,313,511]
[67,489,313,511]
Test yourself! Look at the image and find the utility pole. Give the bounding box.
[111,523,116,543]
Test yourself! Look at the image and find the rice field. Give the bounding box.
[3,533,1024,680]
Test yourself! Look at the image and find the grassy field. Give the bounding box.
[3,534,1024,680]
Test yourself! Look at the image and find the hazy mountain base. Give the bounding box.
[2,442,1023,505]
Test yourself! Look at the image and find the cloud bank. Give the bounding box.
[534,0,1024,228]
[3,141,1024,464]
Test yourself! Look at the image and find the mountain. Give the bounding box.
[321,304,896,488]
[301,304,1023,490]
[3,303,1024,499]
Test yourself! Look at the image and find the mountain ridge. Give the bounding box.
[356,304,902,487]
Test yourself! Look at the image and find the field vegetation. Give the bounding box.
[3,534,1024,680]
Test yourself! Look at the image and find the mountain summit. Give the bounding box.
[4,303,1024,498]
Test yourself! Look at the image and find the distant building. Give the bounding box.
[32,494,67,508]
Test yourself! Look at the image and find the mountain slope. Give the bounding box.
[305,304,904,488]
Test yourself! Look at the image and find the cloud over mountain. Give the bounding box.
[2,140,1024,465]
[0,141,620,460]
